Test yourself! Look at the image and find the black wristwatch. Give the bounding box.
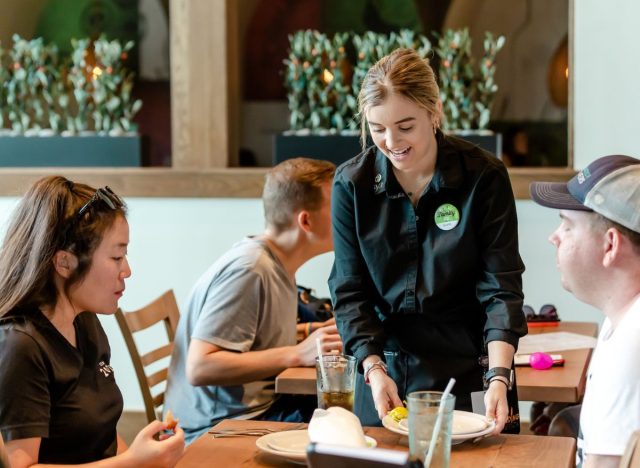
[484,367,513,390]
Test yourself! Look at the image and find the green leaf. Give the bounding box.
[106,96,120,112]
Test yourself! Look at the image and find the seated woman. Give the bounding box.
[0,177,184,468]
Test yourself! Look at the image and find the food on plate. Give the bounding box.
[164,410,178,430]
[388,406,408,422]
[308,407,368,448]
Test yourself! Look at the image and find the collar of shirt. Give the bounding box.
[372,130,465,198]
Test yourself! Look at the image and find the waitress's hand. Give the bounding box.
[484,379,509,435]
[368,370,403,420]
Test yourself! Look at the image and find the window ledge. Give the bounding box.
[0,166,575,199]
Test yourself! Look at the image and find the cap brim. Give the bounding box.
[529,182,592,211]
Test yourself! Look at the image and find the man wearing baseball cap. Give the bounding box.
[530,155,640,468]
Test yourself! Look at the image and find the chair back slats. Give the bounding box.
[147,368,169,388]
[123,291,180,332]
[115,289,180,424]
[141,343,174,367]
[152,392,165,408]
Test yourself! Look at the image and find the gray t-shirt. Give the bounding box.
[164,237,297,444]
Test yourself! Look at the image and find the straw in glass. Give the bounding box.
[424,378,456,467]
[316,338,329,390]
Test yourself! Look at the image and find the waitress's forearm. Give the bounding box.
[363,355,383,367]
[487,340,516,368]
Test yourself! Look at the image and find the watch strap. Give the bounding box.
[484,366,513,390]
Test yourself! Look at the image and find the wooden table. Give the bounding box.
[276,322,598,403]
[176,420,576,468]
[516,321,597,402]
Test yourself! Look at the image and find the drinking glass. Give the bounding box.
[407,391,455,467]
[315,354,356,411]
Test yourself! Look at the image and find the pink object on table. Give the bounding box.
[529,352,554,370]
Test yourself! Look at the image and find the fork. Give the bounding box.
[208,423,306,437]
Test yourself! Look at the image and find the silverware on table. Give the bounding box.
[208,423,306,437]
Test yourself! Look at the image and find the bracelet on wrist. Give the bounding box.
[364,360,388,385]
[488,377,509,389]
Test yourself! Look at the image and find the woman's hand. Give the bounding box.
[124,420,185,468]
[484,379,509,434]
[368,370,403,420]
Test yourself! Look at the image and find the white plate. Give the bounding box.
[452,411,491,435]
[256,430,377,463]
[382,411,496,444]
[267,429,312,453]
[382,414,409,436]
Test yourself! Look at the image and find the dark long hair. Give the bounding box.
[0,176,127,317]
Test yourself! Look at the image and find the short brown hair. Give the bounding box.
[358,48,442,151]
[0,176,127,317]
[592,212,640,254]
[263,158,335,232]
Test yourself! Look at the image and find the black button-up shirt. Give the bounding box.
[329,132,527,371]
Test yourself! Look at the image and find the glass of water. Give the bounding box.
[407,391,455,467]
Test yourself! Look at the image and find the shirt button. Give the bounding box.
[416,216,420,221]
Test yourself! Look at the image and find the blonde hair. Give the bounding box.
[0,176,127,317]
[358,48,442,151]
[263,158,335,232]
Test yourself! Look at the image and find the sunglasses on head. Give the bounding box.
[523,304,559,322]
[75,186,123,217]
[61,186,123,247]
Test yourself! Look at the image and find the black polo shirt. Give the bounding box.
[329,131,527,371]
[0,307,123,464]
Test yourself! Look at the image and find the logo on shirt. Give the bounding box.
[434,203,460,231]
[373,173,383,191]
[98,361,114,378]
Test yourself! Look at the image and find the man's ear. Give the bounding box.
[52,250,78,279]
[602,228,622,268]
[297,210,312,233]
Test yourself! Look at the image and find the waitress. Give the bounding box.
[329,48,527,433]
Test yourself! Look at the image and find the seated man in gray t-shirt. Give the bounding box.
[164,158,342,444]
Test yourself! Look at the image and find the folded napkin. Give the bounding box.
[307,407,367,448]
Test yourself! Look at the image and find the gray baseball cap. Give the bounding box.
[530,155,640,233]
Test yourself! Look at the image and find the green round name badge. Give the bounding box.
[434,203,460,231]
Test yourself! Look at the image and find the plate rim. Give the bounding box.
[256,431,377,461]
[265,429,311,453]
[383,410,496,440]
[450,410,491,435]
[256,431,307,462]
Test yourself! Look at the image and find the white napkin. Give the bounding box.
[307,407,367,448]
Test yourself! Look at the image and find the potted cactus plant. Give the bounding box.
[0,34,142,167]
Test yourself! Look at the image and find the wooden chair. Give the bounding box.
[620,431,640,468]
[115,290,180,424]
